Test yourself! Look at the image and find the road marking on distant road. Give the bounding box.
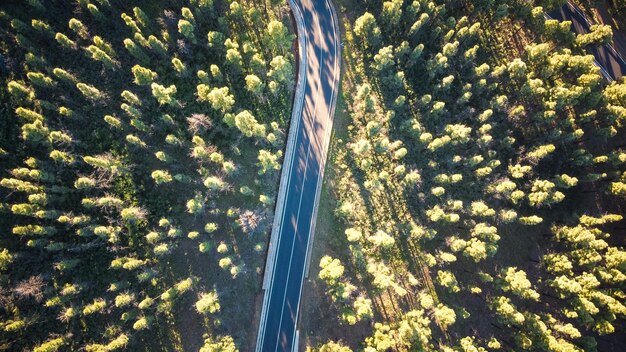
[544,7,621,81]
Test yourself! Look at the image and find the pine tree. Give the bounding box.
[151,83,178,106]
[178,19,196,43]
[68,18,88,39]
[76,82,105,101]
[131,65,157,86]
[354,12,382,50]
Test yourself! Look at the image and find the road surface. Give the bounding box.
[548,1,626,80]
[255,0,340,351]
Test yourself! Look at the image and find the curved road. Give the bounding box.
[548,1,626,80]
[255,0,340,351]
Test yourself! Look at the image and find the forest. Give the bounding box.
[1,0,626,351]
[302,0,626,351]
[0,0,294,351]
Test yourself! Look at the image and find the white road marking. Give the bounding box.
[273,2,327,349]
[543,9,616,82]
[273,137,311,351]
[257,0,342,349]
[257,1,308,349]
[291,0,340,349]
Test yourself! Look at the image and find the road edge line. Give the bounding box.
[294,0,342,350]
[304,0,341,280]
[255,1,308,351]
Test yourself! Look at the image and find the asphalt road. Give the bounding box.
[548,1,626,80]
[255,0,340,351]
